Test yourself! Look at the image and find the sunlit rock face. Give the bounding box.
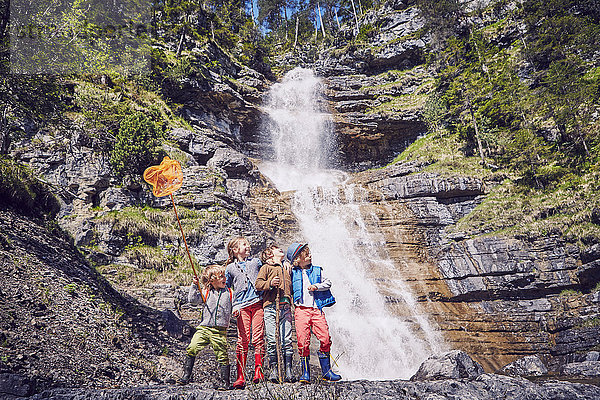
[313,1,429,169]
[350,162,600,372]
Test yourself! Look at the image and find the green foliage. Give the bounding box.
[559,289,582,297]
[0,158,60,217]
[109,112,164,178]
[356,23,374,42]
[422,93,447,133]
[64,283,78,295]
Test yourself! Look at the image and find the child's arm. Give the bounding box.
[309,269,332,291]
[255,265,275,291]
[188,277,205,305]
[225,267,233,288]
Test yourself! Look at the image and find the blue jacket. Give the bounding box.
[225,258,263,312]
[291,264,335,310]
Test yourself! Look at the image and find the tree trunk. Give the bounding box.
[0,105,10,155]
[317,2,325,39]
[283,3,288,42]
[468,103,486,165]
[294,16,299,48]
[350,0,359,35]
[176,25,186,57]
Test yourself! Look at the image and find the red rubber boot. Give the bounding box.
[252,353,265,383]
[232,351,247,389]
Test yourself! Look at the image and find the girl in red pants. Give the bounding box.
[225,237,265,389]
[287,243,342,382]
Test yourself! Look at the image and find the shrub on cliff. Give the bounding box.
[110,112,164,179]
[0,158,60,218]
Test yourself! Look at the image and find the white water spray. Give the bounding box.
[260,68,445,380]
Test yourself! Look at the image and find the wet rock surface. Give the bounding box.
[352,161,600,372]
[9,374,600,400]
[313,2,431,168]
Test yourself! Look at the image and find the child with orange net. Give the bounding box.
[179,264,233,389]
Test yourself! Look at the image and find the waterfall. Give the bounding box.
[259,67,445,380]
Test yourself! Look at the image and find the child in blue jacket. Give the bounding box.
[287,243,341,383]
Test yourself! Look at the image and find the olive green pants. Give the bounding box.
[186,326,229,365]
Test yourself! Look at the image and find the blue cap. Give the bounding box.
[286,243,307,264]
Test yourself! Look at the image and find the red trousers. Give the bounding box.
[294,305,332,357]
[236,301,265,356]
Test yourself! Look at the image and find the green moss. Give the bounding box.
[559,289,582,297]
[99,205,233,244]
[448,172,600,245]
[580,318,600,328]
[97,261,196,287]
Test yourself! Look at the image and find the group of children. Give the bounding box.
[178,237,342,389]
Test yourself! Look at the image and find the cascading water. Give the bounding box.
[259,67,445,380]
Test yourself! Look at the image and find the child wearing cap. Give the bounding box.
[287,243,341,383]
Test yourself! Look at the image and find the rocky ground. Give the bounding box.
[0,207,250,397]
[7,351,600,399]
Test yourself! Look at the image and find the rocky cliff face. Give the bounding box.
[314,0,429,169]
[349,163,600,372]
[9,42,299,314]
[302,0,600,374]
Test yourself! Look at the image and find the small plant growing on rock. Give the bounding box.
[110,112,164,179]
[64,283,78,295]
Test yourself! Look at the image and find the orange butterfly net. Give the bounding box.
[143,156,201,290]
[143,156,183,197]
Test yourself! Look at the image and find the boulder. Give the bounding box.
[207,147,253,177]
[561,361,600,377]
[0,373,34,398]
[410,350,484,381]
[499,355,548,377]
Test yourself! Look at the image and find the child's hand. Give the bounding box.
[271,275,281,287]
[307,284,317,291]
[283,260,292,272]
[192,276,200,287]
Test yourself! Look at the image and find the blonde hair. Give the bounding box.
[225,236,249,265]
[201,264,226,289]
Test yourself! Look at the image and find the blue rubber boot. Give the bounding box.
[318,351,341,381]
[299,356,310,383]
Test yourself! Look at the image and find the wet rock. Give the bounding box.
[561,361,600,377]
[499,355,548,377]
[410,350,484,381]
[0,373,34,397]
